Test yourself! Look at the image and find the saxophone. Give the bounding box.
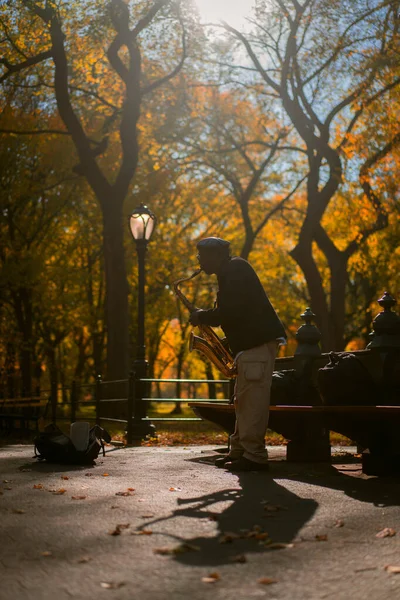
[173,269,237,378]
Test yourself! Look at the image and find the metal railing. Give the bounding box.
[0,372,232,440]
[96,373,233,444]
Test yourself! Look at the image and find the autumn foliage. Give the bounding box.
[0,0,399,398]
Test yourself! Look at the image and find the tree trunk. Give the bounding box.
[102,202,130,380]
[290,241,335,351]
[329,256,348,351]
[12,287,33,396]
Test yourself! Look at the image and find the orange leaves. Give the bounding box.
[376,528,396,538]
[201,573,220,584]
[258,577,278,585]
[109,524,130,536]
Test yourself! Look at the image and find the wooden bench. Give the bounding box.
[0,397,49,435]
[188,401,400,476]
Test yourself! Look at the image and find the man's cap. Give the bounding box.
[196,237,230,251]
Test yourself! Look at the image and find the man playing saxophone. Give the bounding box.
[189,237,286,472]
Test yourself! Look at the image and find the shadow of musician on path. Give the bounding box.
[140,452,400,567]
[141,454,318,567]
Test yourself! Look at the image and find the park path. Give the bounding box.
[1,444,400,600]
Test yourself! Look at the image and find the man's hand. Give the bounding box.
[189,310,203,326]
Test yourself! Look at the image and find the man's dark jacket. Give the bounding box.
[198,257,286,356]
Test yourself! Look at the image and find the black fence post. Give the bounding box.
[127,370,135,445]
[95,374,102,426]
[70,380,77,423]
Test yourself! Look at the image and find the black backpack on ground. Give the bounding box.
[34,423,111,465]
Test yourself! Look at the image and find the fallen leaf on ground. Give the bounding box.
[219,532,239,544]
[315,534,328,541]
[153,543,200,555]
[3,480,10,483]
[169,487,181,492]
[127,487,135,491]
[230,554,247,563]
[153,547,173,555]
[85,473,93,477]
[109,523,130,536]
[78,556,91,563]
[254,532,270,541]
[201,572,220,583]
[12,509,25,514]
[384,565,400,574]
[52,488,66,495]
[131,529,153,536]
[61,476,69,480]
[257,577,278,585]
[102,473,110,477]
[334,520,344,528]
[41,551,52,557]
[141,514,154,518]
[115,491,134,496]
[376,528,396,538]
[33,484,43,489]
[100,582,125,589]
[266,542,294,550]
[173,543,200,554]
[72,496,87,500]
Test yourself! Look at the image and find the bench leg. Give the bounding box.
[286,428,331,463]
[362,451,400,476]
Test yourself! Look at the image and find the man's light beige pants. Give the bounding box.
[229,341,278,464]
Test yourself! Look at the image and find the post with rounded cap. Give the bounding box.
[286,307,330,462]
[129,204,157,440]
[295,308,322,357]
[367,292,400,400]
[367,292,400,351]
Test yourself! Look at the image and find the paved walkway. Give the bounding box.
[1,444,400,600]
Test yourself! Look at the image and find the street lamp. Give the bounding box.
[129,203,156,439]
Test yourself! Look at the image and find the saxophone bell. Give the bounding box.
[173,270,236,378]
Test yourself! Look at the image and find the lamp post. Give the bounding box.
[129,203,156,439]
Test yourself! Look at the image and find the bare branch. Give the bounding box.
[222,21,280,93]
[254,174,307,238]
[142,7,187,96]
[0,50,52,84]
[0,128,70,135]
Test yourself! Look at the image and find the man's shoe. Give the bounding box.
[215,455,234,468]
[226,457,270,472]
